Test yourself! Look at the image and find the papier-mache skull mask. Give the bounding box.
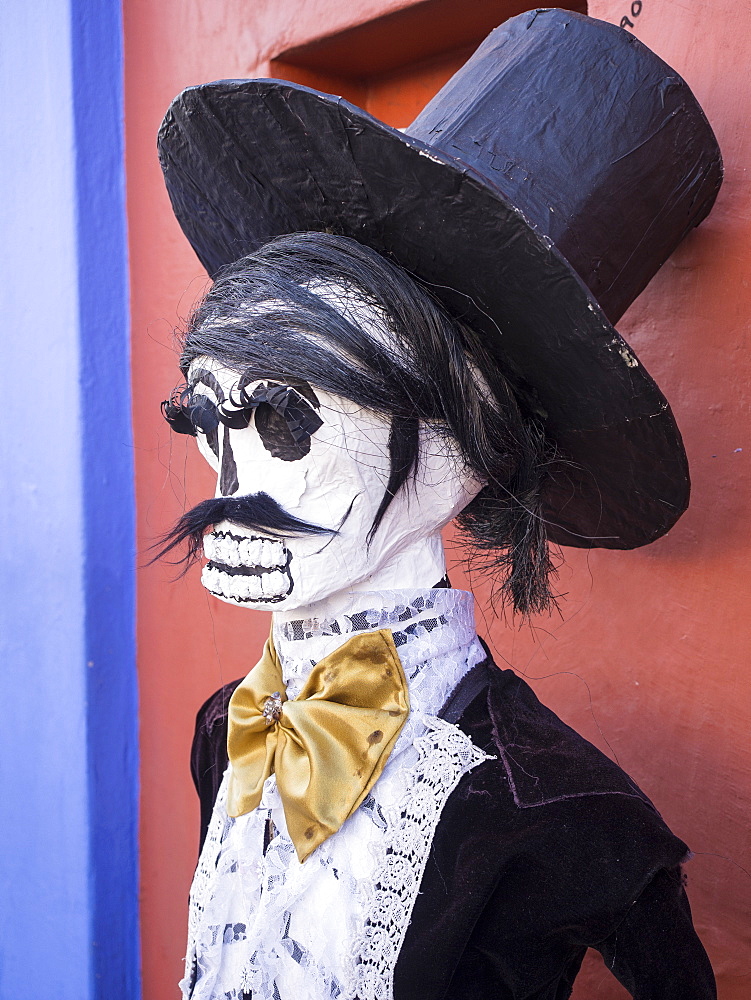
[180,284,485,613]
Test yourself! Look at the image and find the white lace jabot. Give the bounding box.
[182,588,491,1000]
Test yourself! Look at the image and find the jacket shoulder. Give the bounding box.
[450,657,692,905]
[481,659,661,809]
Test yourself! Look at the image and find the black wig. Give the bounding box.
[162,232,555,615]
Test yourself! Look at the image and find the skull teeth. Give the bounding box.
[201,529,292,603]
[203,531,287,571]
[201,564,292,603]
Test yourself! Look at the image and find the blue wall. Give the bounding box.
[0,1,139,996]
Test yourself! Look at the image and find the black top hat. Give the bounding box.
[158,8,722,549]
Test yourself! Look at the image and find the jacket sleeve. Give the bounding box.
[595,866,716,1000]
[190,678,242,851]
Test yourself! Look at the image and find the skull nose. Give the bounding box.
[219,425,239,496]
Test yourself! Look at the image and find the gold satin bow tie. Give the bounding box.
[227,628,410,862]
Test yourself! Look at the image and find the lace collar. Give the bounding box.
[272,588,479,709]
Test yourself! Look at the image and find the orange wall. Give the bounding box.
[124,2,750,997]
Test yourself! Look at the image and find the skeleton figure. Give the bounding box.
[159,234,715,1000]
[156,9,723,1000]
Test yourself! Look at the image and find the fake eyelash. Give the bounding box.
[161,380,324,446]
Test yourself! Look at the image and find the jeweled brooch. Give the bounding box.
[262,691,284,725]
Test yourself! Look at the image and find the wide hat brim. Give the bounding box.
[158,79,690,550]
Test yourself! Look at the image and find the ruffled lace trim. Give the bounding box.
[182,771,230,986]
[351,718,490,1000]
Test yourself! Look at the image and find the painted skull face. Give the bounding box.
[184,356,483,612]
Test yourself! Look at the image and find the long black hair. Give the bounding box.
[164,232,555,615]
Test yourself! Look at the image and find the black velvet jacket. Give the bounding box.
[191,656,716,1000]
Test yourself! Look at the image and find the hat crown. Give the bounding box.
[409,8,722,323]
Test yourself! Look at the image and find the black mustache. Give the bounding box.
[152,491,334,570]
